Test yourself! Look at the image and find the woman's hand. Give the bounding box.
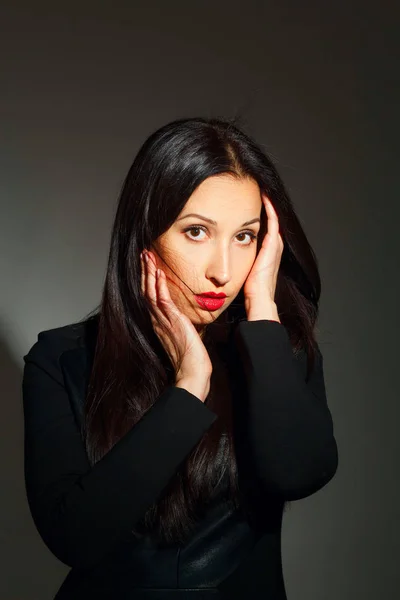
[141,250,212,397]
[243,195,284,321]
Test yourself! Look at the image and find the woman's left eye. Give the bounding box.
[183,226,258,245]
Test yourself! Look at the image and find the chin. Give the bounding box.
[189,310,218,324]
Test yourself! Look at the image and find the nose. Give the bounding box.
[205,247,232,286]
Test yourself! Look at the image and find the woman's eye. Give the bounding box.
[184,226,207,241]
[236,231,258,244]
[183,226,257,245]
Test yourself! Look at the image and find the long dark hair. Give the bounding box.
[81,116,321,545]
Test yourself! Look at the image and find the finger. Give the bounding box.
[263,196,280,238]
[146,258,174,332]
[156,269,182,327]
[140,252,145,295]
[152,269,181,361]
[147,253,183,337]
[157,269,172,303]
[145,252,158,307]
[143,252,163,329]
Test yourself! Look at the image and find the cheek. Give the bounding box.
[163,266,194,303]
[239,250,257,276]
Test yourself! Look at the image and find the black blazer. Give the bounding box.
[22,316,338,599]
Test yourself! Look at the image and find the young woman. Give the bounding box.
[22,117,338,599]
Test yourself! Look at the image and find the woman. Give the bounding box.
[22,117,338,599]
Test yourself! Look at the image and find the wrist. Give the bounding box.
[175,376,211,402]
[246,301,281,323]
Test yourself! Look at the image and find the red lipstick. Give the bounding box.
[196,292,227,298]
[194,292,226,311]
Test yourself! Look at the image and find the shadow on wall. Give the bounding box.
[0,325,69,599]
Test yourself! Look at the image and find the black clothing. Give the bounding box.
[22,316,338,599]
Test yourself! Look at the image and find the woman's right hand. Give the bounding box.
[140,250,212,400]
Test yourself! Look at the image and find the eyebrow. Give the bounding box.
[176,213,260,227]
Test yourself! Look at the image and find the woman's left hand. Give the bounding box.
[243,194,284,319]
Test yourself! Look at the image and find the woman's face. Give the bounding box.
[152,174,262,334]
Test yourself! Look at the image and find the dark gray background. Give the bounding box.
[1,0,398,598]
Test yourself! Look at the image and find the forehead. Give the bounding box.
[185,175,262,214]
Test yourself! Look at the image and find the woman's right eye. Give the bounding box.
[183,226,207,241]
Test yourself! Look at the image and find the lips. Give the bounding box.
[194,295,226,311]
[197,293,227,298]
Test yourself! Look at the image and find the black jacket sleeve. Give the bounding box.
[233,319,339,501]
[22,331,218,570]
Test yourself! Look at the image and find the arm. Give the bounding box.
[22,332,218,570]
[232,319,338,501]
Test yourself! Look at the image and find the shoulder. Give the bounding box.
[24,320,85,358]
[22,316,97,384]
